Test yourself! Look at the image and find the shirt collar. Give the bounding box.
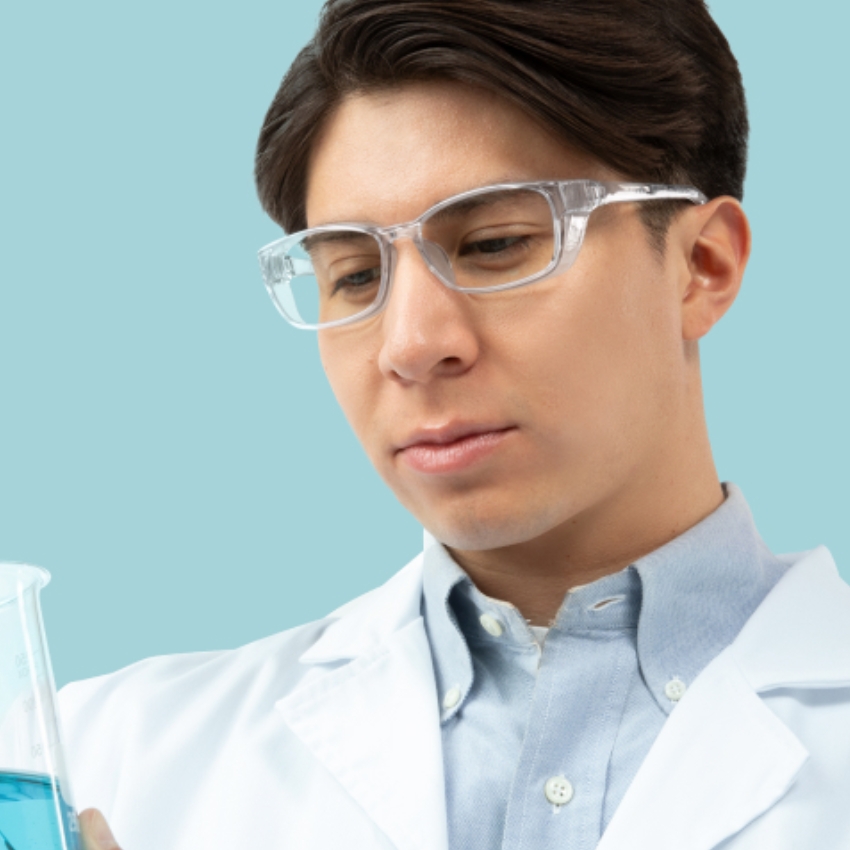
[633,482,788,712]
[420,539,475,723]
[421,482,788,721]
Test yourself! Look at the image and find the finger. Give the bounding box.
[79,808,121,850]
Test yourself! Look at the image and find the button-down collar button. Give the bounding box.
[442,685,462,710]
[479,613,504,637]
[665,677,687,702]
[544,776,574,806]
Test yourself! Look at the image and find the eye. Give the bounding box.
[460,235,527,256]
[332,265,381,295]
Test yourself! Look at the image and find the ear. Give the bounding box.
[676,197,751,341]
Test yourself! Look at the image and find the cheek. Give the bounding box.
[578,225,681,361]
[319,334,382,453]
[495,237,681,440]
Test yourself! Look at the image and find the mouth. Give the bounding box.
[396,424,517,474]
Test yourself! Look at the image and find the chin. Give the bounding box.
[423,502,566,552]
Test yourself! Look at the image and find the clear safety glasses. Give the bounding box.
[257,180,708,330]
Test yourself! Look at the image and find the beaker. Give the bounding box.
[0,564,81,850]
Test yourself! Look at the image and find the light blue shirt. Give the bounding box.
[421,483,789,850]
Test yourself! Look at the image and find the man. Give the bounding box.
[67,1,850,848]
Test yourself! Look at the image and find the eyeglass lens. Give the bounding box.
[273,187,557,327]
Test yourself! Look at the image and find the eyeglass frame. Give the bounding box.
[257,179,709,331]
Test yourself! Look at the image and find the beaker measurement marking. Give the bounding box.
[21,697,35,714]
[14,654,30,680]
[30,743,43,759]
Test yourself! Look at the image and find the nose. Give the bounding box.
[377,239,480,384]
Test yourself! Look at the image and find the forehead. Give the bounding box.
[304,81,610,229]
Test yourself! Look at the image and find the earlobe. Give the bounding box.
[680,197,751,341]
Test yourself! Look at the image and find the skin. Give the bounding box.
[80,808,119,850]
[79,79,750,849]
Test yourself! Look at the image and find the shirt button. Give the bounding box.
[665,677,687,702]
[442,685,462,710]
[479,613,504,637]
[544,775,574,806]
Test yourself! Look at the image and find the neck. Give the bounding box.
[447,414,723,626]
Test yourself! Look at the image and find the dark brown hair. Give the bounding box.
[255,0,748,245]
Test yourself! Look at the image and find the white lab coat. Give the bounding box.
[59,544,850,850]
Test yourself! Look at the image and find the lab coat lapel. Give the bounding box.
[597,652,808,850]
[599,545,850,850]
[276,558,449,850]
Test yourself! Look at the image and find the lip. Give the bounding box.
[396,423,517,474]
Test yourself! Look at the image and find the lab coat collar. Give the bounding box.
[296,553,426,664]
[277,550,448,850]
[731,544,850,690]
[277,614,448,850]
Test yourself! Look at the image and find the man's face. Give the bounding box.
[306,82,694,551]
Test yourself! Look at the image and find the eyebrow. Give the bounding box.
[426,189,531,225]
[307,185,539,234]
[301,230,379,252]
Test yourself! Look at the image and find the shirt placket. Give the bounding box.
[500,597,638,850]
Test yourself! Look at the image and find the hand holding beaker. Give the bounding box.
[79,808,120,850]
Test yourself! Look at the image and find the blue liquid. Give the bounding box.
[0,772,80,850]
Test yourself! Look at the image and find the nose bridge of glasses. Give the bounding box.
[383,221,421,244]
[383,222,456,288]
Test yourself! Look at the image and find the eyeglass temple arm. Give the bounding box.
[598,182,709,206]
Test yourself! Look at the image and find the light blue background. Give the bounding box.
[1,1,847,687]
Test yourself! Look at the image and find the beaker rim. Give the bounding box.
[0,563,51,607]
